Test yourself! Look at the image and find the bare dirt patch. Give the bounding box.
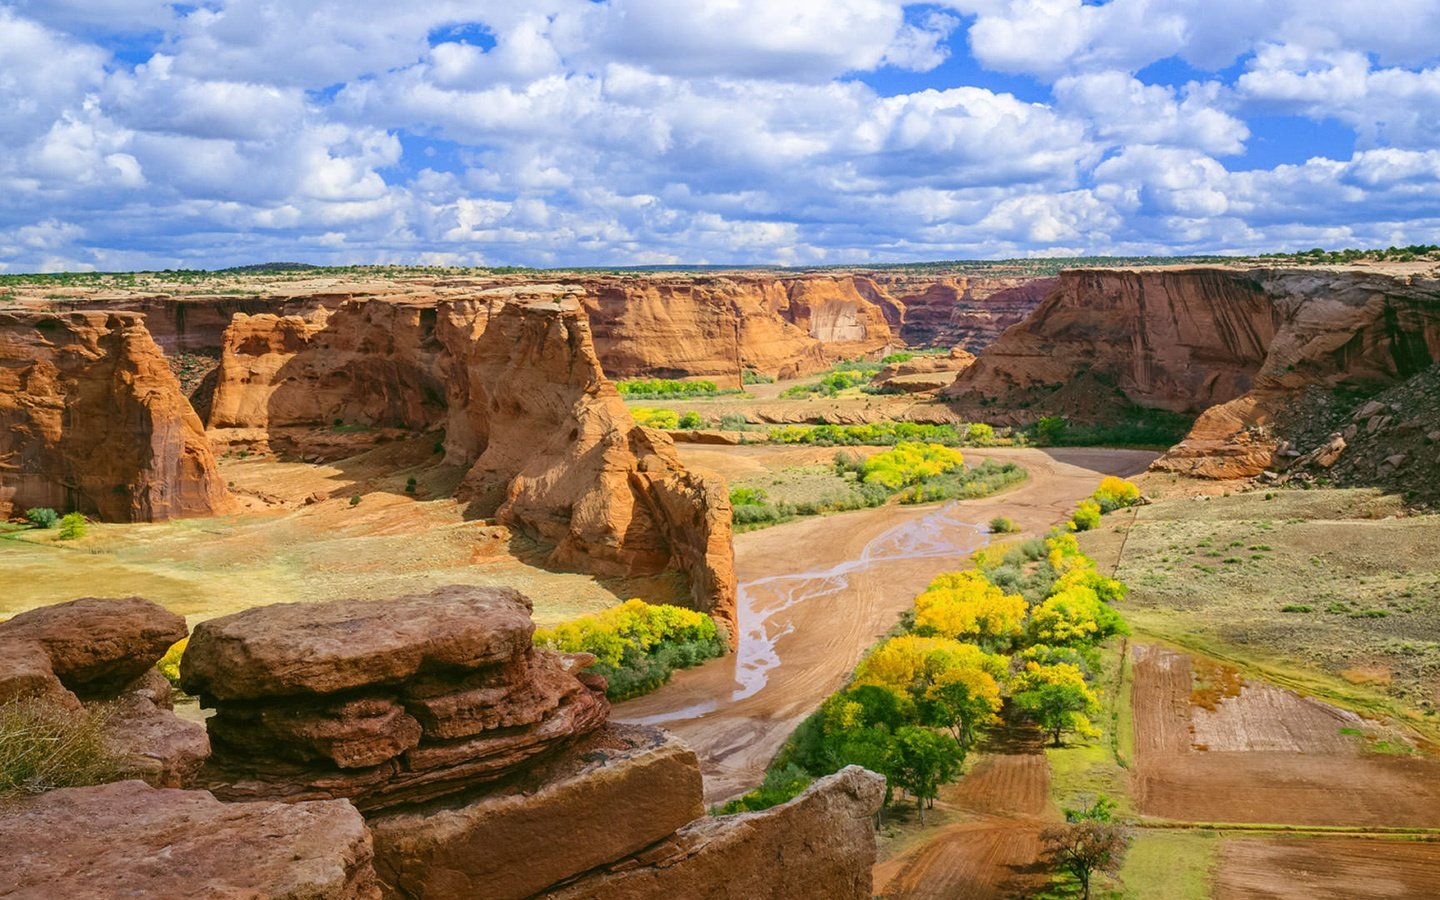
[1216,837,1440,899]
[1130,644,1440,826]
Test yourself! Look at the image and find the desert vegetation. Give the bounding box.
[615,378,732,399]
[728,446,1027,531]
[723,482,1136,858]
[0,698,119,801]
[533,599,725,700]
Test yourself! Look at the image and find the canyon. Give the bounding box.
[945,264,1440,479]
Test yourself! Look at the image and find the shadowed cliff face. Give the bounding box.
[0,311,236,521]
[207,290,738,638]
[947,266,1440,478]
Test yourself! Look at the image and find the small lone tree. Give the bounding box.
[25,508,59,529]
[1040,818,1132,899]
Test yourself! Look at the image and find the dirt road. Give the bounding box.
[616,447,1156,801]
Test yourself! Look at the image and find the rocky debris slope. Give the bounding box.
[0,596,209,787]
[543,765,886,900]
[945,266,1439,480]
[208,290,738,635]
[0,780,380,900]
[0,311,236,521]
[1269,365,1440,505]
[182,586,611,811]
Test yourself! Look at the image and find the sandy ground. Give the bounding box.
[1130,643,1440,827]
[618,446,1157,801]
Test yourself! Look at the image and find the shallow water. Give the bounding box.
[623,502,988,725]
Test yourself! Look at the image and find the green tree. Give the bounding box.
[890,726,965,824]
[56,513,87,540]
[1012,663,1101,747]
[1041,819,1132,900]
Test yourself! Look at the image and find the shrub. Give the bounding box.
[616,379,721,399]
[56,513,87,540]
[741,370,774,385]
[534,600,725,701]
[1069,500,1102,532]
[631,407,680,429]
[989,516,1019,534]
[24,508,58,529]
[0,698,120,799]
[729,486,769,506]
[157,639,187,687]
[861,443,965,490]
[677,411,704,430]
[1091,477,1141,512]
[717,763,812,814]
[349,495,362,508]
[405,477,417,494]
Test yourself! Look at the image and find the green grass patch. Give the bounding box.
[1113,831,1217,900]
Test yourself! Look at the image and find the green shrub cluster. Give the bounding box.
[1029,412,1192,448]
[895,459,1027,504]
[741,370,774,385]
[24,508,58,529]
[534,600,725,701]
[616,379,723,399]
[730,478,893,530]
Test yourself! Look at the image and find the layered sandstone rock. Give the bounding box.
[0,780,380,900]
[863,273,1054,349]
[208,291,738,635]
[544,766,887,900]
[183,586,610,812]
[947,266,1440,479]
[0,311,236,521]
[370,724,704,899]
[872,347,977,393]
[440,293,737,634]
[0,596,209,788]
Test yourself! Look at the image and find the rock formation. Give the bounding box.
[0,596,209,788]
[947,266,1440,478]
[543,765,886,900]
[182,586,611,812]
[0,311,236,521]
[862,272,1056,349]
[0,780,380,900]
[207,290,738,635]
[3,588,885,900]
[872,347,977,393]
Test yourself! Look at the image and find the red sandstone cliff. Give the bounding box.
[0,311,236,521]
[947,266,1440,478]
[207,290,738,637]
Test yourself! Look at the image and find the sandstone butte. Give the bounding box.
[944,265,1440,479]
[0,310,236,521]
[206,286,738,637]
[0,587,885,900]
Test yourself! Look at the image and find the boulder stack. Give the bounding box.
[181,585,610,811]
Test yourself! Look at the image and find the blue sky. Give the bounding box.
[1,0,1438,271]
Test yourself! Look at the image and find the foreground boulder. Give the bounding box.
[0,311,235,521]
[0,780,379,899]
[0,596,209,789]
[369,724,704,898]
[183,586,610,811]
[543,766,887,900]
[0,596,187,698]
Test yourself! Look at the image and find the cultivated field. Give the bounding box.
[1084,489,1440,720]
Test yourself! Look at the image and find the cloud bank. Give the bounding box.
[1,0,1437,270]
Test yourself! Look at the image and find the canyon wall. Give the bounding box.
[0,311,235,521]
[947,266,1440,478]
[578,272,1045,386]
[207,289,737,635]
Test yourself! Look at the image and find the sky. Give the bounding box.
[1,1,1438,271]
